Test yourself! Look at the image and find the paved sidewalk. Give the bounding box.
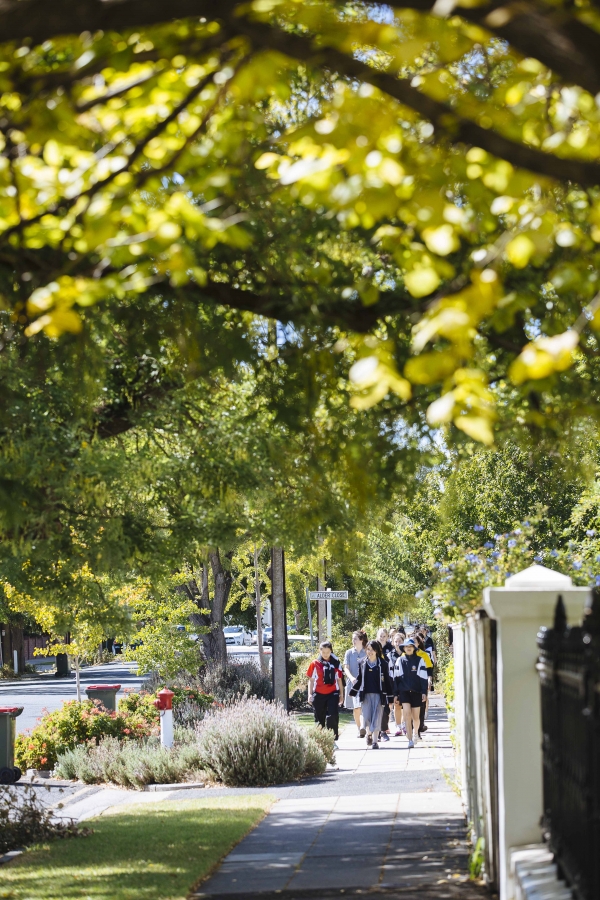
[192,695,479,899]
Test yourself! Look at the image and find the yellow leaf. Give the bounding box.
[404,351,458,385]
[255,152,280,170]
[506,234,535,268]
[412,307,470,352]
[404,268,440,298]
[350,379,389,409]
[454,415,495,445]
[422,224,460,257]
[427,392,455,424]
[509,330,579,383]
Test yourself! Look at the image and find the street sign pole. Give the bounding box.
[307,591,349,642]
[305,587,314,649]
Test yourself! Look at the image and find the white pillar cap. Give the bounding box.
[504,564,573,590]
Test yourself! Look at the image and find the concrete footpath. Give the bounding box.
[192,695,488,900]
[16,694,490,898]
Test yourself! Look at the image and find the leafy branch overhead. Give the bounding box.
[3,0,600,444]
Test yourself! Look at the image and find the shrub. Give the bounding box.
[195,697,329,786]
[137,677,217,727]
[15,696,157,771]
[55,733,203,788]
[289,688,311,712]
[305,724,336,765]
[288,653,313,695]
[118,690,160,723]
[0,785,85,853]
[302,740,327,777]
[199,660,273,702]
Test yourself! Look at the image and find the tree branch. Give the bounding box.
[234,16,600,187]
[333,0,600,97]
[0,0,238,44]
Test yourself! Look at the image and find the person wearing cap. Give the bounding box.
[393,639,428,748]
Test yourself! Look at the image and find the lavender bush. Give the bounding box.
[55,732,203,788]
[195,697,329,786]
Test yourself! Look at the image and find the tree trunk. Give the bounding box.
[254,546,267,675]
[3,622,25,673]
[207,549,231,663]
[186,551,231,664]
[187,552,231,663]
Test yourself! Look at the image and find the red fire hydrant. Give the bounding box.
[153,688,174,748]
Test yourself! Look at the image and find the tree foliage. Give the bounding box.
[1,0,600,450]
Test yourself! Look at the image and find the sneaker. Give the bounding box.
[421,725,428,733]
[380,732,390,742]
[416,731,423,741]
[402,723,407,735]
[372,742,379,749]
[359,727,366,738]
[366,733,373,746]
[394,729,402,737]
[356,728,362,738]
[407,739,414,749]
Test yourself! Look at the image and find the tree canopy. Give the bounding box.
[1,0,600,451]
[5,0,600,648]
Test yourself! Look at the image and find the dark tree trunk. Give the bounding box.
[1,622,25,673]
[185,551,231,663]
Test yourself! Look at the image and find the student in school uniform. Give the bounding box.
[413,632,434,734]
[307,641,344,740]
[349,639,394,749]
[393,639,428,748]
[343,630,368,738]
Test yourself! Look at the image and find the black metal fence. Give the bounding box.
[537,589,600,900]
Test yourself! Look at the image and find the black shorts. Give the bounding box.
[397,690,422,708]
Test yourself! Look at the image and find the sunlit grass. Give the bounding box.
[294,710,354,728]
[1,796,273,900]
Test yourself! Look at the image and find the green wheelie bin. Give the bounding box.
[0,706,23,784]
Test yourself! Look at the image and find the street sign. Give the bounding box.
[309,591,348,600]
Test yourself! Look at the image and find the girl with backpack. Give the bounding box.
[307,641,344,740]
[349,639,394,749]
[413,632,434,735]
[393,639,428,748]
[388,631,406,736]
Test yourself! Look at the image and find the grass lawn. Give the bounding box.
[294,710,354,728]
[0,796,273,900]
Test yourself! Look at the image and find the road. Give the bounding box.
[0,647,268,734]
[0,661,145,733]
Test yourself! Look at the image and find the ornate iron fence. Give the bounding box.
[537,589,600,900]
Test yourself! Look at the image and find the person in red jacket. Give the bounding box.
[307,641,344,740]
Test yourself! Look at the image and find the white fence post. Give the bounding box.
[483,564,589,900]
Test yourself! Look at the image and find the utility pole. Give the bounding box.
[270,547,289,708]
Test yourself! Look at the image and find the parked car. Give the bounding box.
[250,628,271,645]
[223,625,252,646]
[262,626,273,645]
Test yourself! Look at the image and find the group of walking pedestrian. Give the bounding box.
[306,624,436,749]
